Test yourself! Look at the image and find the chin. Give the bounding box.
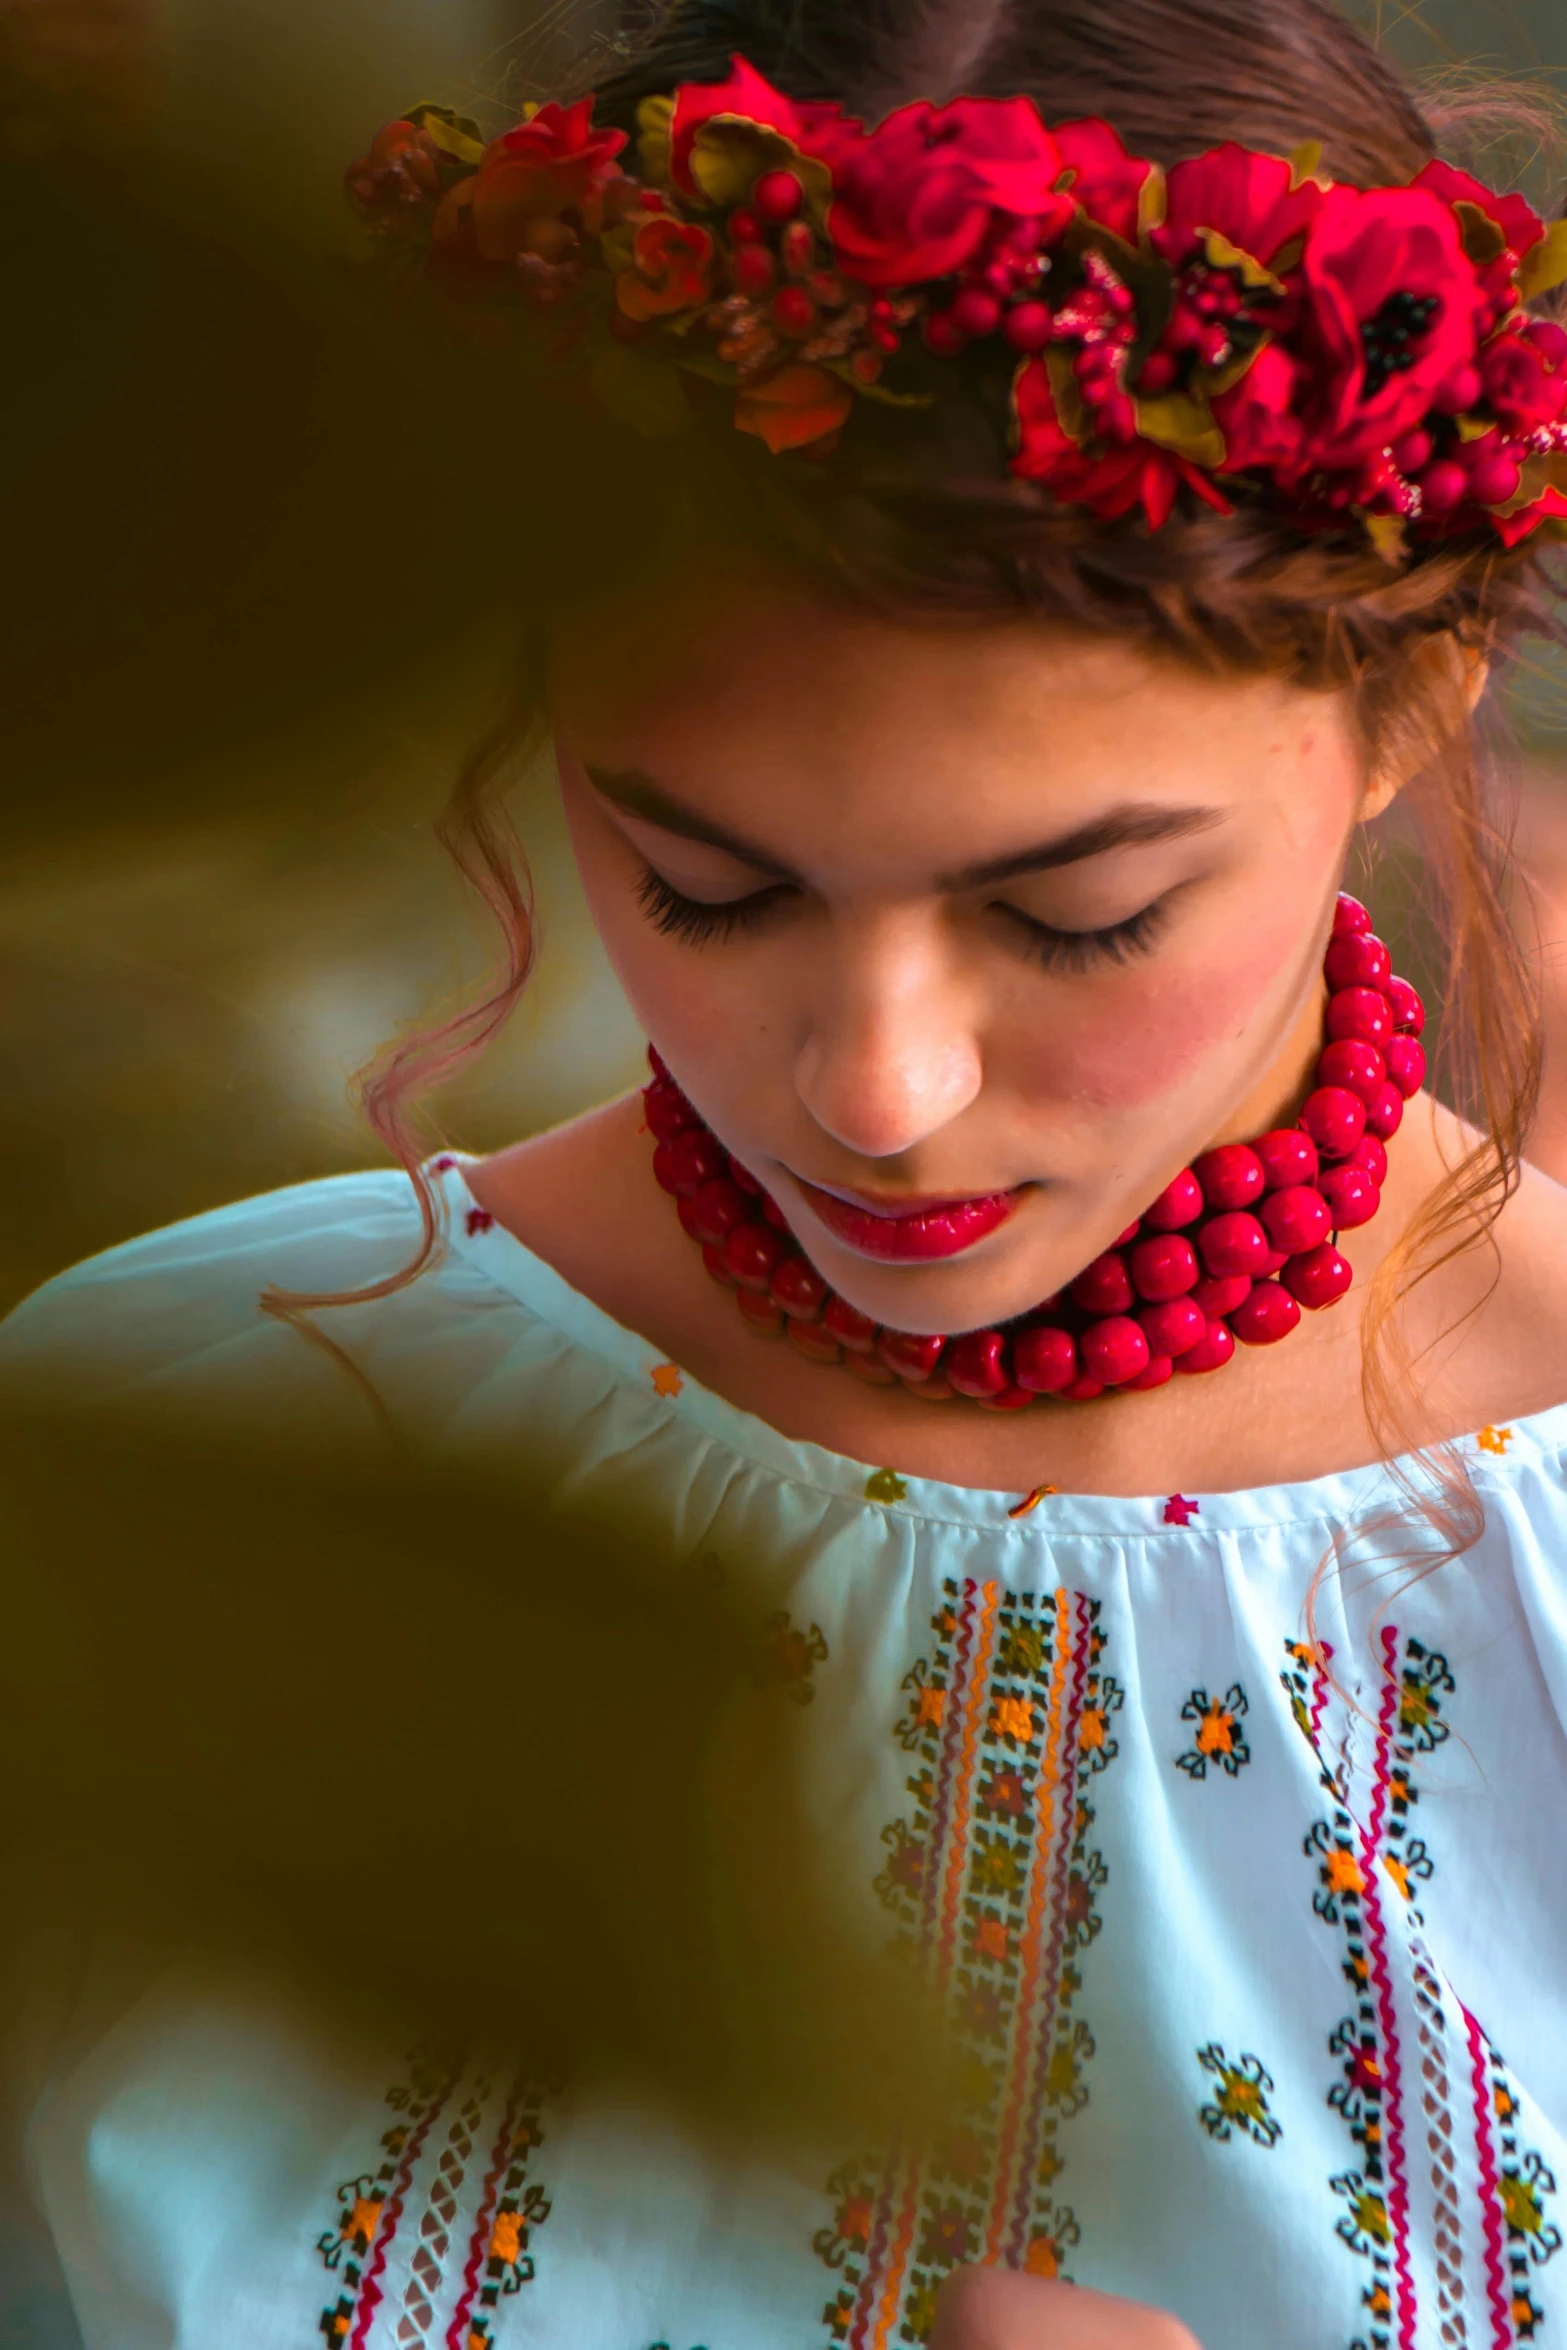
[803,1237,1069,1338]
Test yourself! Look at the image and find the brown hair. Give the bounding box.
[274,0,1563,1572]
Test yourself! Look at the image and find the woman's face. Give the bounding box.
[551,569,1378,1336]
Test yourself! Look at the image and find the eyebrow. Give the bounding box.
[585,766,1225,887]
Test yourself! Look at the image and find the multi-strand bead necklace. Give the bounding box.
[644,895,1425,1409]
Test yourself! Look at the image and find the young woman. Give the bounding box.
[4,2,1567,2344]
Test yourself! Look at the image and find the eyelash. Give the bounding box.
[635,861,1169,971]
[635,863,791,947]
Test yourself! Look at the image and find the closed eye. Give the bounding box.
[636,863,795,946]
[994,896,1169,971]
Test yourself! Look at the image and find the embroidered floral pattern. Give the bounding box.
[1284,1631,1561,2350]
[318,2053,456,2346]
[759,1610,829,1704]
[1478,1426,1515,1455]
[817,1578,1120,2343]
[1197,2046,1282,2148]
[1162,1495,1200,1527]
[1007,1484,1059,1521]
[1176,1685,1251,1780]
[865,1467,909,1505]
[448,2078,553,2348]
[650,1362,685,1398]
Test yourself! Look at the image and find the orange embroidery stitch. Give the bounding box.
[650,1362,684,1397]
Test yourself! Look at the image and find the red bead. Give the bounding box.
[1199,1211,1270,1279]
[822,1294,878,1351]
[1127,1355,1175,1391]
[1130,1234,1199,1302]
[1317,1038,1387,1107]
[1324,932,1392,992]
[1364,1081,1404,1139]
[646,1043,668,1080]
[659,1129,727,1193]
[1470,452,1522,506]
[727,211,761,244]
[702,1242,734,1285]
[1071,1251,1135,1316]
[1418,458,1469,514]
[1387,977,1425,1036]
[1301,1086,1368,1157]
[772,285,817,337]
[729,1160,764,1194]
[1080,1316,1151,1387]
[946,1329,1010,1397]
[1318,1165,1381,1230]
[1282,1243,1354,1309]
[685,1175,751,1244]
[1260,1247,1291,1276]
[1333,894,1372,935]
[1115,1222,1143,1248]
[977,1385,1036,1413]
[1385,1035,1426,1098]
[1326,987,1393,1050]
[1014,1325,1079,1394]
[1192,1273,1252,1319]
[724,1222,787,1291]
[1142,1169,1204,1230]
[737,1288,786,1335]
[1260,1184,1331,1254]
[1193,1144,1265,1211]
[762,1195,792,1231]
[644,1078,699,1142]
[788,1317,842,1364]
[770,1254,826,1318]
[1177,1320,1237,1375]
[1254,1129,1319,1191]
[1139,1297,1206,1358]
[731,242,777,296]
[1060,1375,1107,1401]
[1229,1279,1301,1346]
[877,1329,946,1382]
[1350,1135,1389,1186]
[844,1347,898,1386]
[951,286,1002,338]
[753,169,803,223]
[1003,299,1053,352]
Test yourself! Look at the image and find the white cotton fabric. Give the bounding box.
[1,1160,1564,2350]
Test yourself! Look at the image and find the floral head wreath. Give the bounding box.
[347,55,1567,561]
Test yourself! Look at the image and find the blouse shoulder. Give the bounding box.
[0,1172,456,1440]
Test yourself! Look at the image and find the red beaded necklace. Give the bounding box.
[644,894,1426,1409]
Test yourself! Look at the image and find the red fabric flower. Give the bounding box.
[1296,185,1487,469]
[462,99,628,262]
[668,56,851,195]
[345,120,445,226]
[824,96,1070,288]
[1412,159,1545,261]
[1210,342,1310,473]
[1492,486,1567,549]
[1158,144,1324,270]
[1052,117,1152,244]
[1011,356,1232,525]
[616,217,716,320]
[733,363,853,453]
[1479,327,1567,433]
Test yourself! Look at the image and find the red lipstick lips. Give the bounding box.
[796,1179,1021,1264]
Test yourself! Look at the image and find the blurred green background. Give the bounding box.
[1,0,1565,1320]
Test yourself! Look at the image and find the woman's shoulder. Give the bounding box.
[0,1169,439,1426]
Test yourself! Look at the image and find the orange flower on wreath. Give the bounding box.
[734,363,853,453]
[616,215,717,321]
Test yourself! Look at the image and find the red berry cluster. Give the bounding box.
[644,895,1426,1409]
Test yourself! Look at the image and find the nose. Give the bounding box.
[793,915,984,1160]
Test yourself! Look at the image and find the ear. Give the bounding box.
[1358,635,1489,824]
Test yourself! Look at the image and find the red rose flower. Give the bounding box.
[1052,117,1153,244]
[734,362,854,454]
[1478,327,1567,434]
[465,98,628,261]
[616,216,716,321]
[1296,185,1487,469]
[1411,159,1545,261]
[668,57,852,196]
[1158,144,1324,271]
[825,96,1070,289]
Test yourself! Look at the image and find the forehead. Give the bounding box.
[548,568,1353,852]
